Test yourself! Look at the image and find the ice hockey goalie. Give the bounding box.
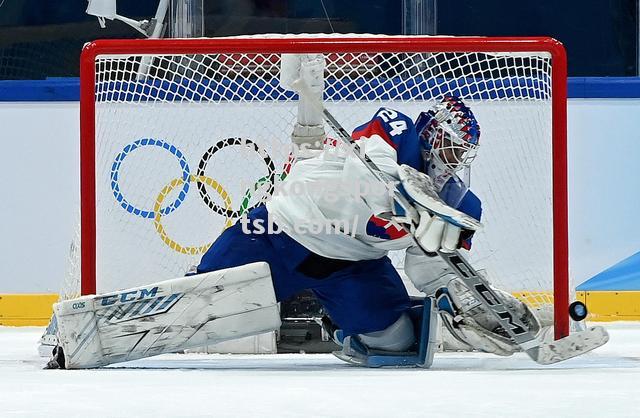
[48,53,604,369]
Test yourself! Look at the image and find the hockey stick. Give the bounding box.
[291,78,608,364]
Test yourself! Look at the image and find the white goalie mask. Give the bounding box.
[415,96,481,174]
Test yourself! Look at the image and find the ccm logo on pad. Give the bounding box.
[100,287,160,306]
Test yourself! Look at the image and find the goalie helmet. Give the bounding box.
[415,96,480,173]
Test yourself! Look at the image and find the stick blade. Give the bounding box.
[529,326,609,365]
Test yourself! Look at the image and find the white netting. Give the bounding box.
[69,35,565,328]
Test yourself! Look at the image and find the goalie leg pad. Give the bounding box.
[437,292,518,356]
[436,278,542,356]
[54,262,280,369]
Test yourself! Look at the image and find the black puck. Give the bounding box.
[569,301,588,321]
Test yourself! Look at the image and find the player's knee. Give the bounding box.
[358,313,415,352]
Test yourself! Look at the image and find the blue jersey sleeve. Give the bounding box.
[438,176,482,222]
[439,176,482,250]
[456,190,481,250]
[456,190,482,222]
[351,107,422,171]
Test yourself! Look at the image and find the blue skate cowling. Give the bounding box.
[333,297,439,368]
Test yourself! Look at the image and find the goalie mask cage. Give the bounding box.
[77,35,569,339]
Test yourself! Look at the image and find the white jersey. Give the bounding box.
[267,133,413,261]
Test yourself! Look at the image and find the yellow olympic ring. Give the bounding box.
[153,175,233,255]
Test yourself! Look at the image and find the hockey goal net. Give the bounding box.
[71,34,569,339]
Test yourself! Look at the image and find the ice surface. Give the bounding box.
[1,323,639,417]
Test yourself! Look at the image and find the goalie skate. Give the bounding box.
[333,298,439,368]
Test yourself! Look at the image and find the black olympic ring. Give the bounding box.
[196,137,276,218]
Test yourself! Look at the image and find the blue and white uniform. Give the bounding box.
[197,107,481,338]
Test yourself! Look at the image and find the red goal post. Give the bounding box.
[79,35,569,339]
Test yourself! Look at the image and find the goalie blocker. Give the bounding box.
[51,262,280,369]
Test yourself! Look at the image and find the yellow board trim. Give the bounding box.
[2,291,640,326]
[0,294,58,326]
[576,291,640,321]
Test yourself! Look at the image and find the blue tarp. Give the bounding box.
[577,251,640,291]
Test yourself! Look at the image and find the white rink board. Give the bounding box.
[2,98,639,294]
[95,99,552,297]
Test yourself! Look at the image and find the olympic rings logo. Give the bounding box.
[110,137,283,255]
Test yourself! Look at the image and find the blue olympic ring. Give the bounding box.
[110,138,191,219]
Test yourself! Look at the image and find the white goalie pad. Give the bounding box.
[54,262,280,369]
